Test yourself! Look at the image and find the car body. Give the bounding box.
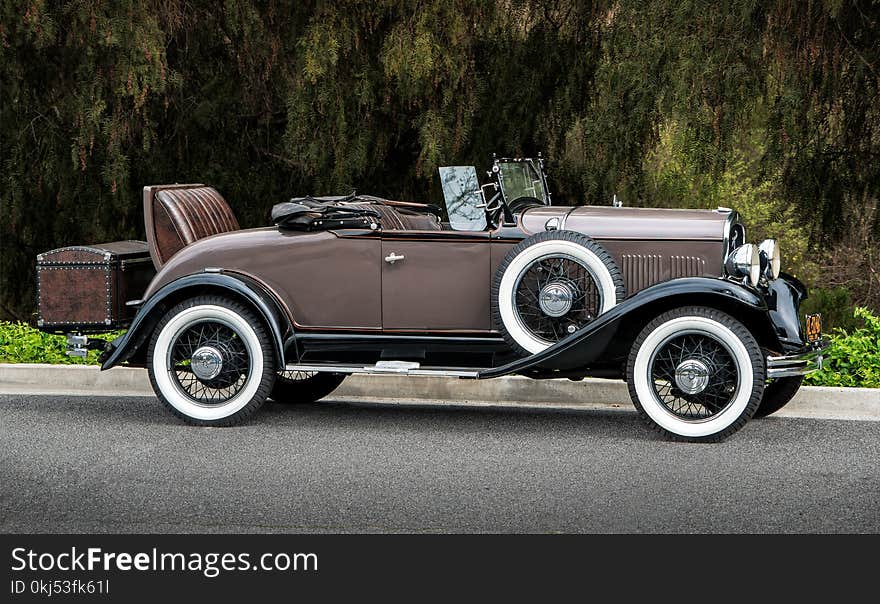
[42,156,827,441]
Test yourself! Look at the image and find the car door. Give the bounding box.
[381,231,492,331]
[269,230,383,330]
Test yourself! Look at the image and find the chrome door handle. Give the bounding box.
[384,253,405,264]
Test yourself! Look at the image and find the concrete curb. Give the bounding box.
[1,363,878,421]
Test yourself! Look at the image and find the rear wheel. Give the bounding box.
[626,306,765,442]
[753,376,804,418]
[147,295,276,426]
[271,371,345,404]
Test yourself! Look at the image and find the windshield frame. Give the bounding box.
[492,156,552,206]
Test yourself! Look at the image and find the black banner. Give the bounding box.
[0,534,870,601]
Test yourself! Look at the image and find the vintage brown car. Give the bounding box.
[36,156,827,441]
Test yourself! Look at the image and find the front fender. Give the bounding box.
[766,272,808,350]
[100,272,293,371]
[479,276,778,379]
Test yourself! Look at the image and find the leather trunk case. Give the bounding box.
[36,241,155,332]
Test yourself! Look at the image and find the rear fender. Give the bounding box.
[479,277,779,379]
[100,272,293,371]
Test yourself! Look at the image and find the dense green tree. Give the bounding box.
[2,0,878,321]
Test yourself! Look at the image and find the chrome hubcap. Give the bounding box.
[538,282,574,317]
[674,359,710,394]
[191,346,223,381]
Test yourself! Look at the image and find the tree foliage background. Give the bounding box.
[2,0,878,323]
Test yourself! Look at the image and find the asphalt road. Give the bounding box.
[1,394,878,533]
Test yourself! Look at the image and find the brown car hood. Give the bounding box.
[520,205,732,240]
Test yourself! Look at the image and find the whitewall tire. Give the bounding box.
[147,295,276,426]
[626,306,765,442]
[492,231,625,355]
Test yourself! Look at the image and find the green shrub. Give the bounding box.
[2,311,878,388]
[0,321,123,365]
[805,307,880,388]
[643,119,820,285]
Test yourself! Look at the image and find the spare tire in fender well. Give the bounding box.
[491,230,626,356]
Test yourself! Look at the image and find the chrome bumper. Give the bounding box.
[766,339,829,378]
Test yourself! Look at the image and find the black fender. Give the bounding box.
[100,272,294,371]
[766,271,808,351]
[479,276,781,379]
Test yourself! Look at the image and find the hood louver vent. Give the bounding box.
[622,254,706,295]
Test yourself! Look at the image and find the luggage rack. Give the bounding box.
[284,360,481,378]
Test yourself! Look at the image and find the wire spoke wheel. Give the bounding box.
[169,319,252,405]
[148,296,275,426]
[513,254,603,346]
[493,231,625,356]
[279,370,318,382]
[627,306,765,442]
[649,332,739,421]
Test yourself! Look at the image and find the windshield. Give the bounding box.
[438,166,487,231]
[497,160,547,204]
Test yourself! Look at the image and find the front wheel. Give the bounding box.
[147,295,276,426]
[626,306,765,442]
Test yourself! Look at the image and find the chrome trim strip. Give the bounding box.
[285,363,481,378]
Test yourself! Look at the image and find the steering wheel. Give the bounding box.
[507,196,545,214]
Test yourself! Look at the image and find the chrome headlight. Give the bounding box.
[725,243,760,287]
[758,239,780,280]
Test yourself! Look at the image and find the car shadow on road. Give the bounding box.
[261,396,651,440]
[0,393,809,444]
[0,392,650,440]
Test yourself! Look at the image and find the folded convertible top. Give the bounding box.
[271,194,382,231]
[271,193,441,231]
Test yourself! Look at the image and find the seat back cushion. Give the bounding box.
[144,184,239,268]
[362,203,406,230]
[395,208,441,230]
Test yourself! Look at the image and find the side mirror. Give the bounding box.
[438,166,488,231]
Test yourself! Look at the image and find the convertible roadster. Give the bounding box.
[35,156,826,441]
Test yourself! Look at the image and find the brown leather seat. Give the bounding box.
[362,203,406,230]
[144,184,239,268]
[394,207,442,230]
